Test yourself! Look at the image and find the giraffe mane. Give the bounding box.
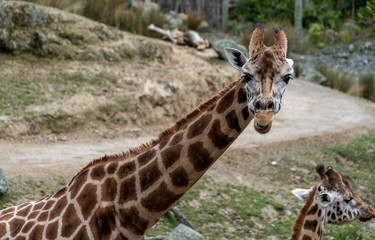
[290,185,317,240]
[70,78,243,182]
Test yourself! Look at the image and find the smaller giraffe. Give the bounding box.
[291,165,375,240]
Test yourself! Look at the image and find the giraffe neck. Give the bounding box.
[291,186,326,240]
[113,77,253,238]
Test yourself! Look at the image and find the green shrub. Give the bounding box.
[360,73,375,101]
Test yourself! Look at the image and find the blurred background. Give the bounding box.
[0,0,375,239]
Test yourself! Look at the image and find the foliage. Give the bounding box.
[235,0,294,23]
[358,0,375,27]
[303,1,342,30]
[360,73,375,101]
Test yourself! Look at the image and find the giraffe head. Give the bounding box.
[225,26,294,134]
[292,165,375,226]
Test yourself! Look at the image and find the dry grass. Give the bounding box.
[23,0,166,37]
[186,10,202,31]
[315,65,354,93]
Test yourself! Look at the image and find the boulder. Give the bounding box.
[0,168,8,195]
[167,224,204,240]
[212,39,248,59]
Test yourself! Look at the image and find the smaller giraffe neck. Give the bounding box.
[291,186,325,240]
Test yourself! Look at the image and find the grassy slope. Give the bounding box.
[1,134,374,239]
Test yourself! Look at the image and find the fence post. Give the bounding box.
[221,0,228,31]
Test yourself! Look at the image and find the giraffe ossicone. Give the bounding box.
[0,26,293,240]
[291,165,375,240]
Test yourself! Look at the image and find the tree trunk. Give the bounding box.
[294,0,303,53]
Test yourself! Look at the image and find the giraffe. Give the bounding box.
[0,26,294,240]
[291,164,375,240]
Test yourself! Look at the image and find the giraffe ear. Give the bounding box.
[286,58,294,67]
[224,48,248,71]
[292,187,313,202]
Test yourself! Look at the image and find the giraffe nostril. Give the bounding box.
[255,101,261,111]
[267,101,274,110]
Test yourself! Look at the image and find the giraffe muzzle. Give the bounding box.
[254,110,274,134]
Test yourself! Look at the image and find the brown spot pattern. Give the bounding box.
[46,221,58,240]
[216,89,235,113]
[119,207,149,235]
[102,178,117,202]
[61,204,80,237]
[188,141,214,172]
[0,223,6,238]
[77,183,97,220]
[107,161,118,174]
[49,196,67,220]
[91,164,105,181]
[37,211,48,221]
[208,119,234,150]
[302,236,312,240]
[304,219,318,232]
[169,133,183,146]
[242,107,250,120]
[141,181,183,212]
[69,171,88,199]
[53,187,66,198]
[187,114,212,139]
[10,218,25,237]
[225,110,241,133]
[43,200,55,211]
[307,204,318,215]
[119,176,137,203]
[117,161,136,179]
[137,149,156,167]
[139,160,162,192]
[33,201,45,211]
[27,212,38,220]
[90,206,116,239]
[73,225,89,240]
[161,144,183,169]
[237,87,247,103]
[169,166,190,187]
[21,221,34,233]
[29,224,44,239]
[159,137,170,149]
[17,205,32,217]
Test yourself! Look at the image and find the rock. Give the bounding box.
[167,224,204,240]
[198,21,210,33]
[348,44,355,52]
[302,67,327,85]
[0,168,9,195]
[165,13,183,29]
[212,39,248,59]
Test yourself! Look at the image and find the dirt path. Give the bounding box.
[1,79,375,178]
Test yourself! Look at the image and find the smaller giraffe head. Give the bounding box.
[224,26,294,134]
[292,165,375,225]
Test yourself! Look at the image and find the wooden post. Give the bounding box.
[294,0,302,52]
[221,0,228,31]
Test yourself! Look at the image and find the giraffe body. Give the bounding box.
[0,26,294,239]
[291,165,375,240]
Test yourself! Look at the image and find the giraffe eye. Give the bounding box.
[243,74,253,82]
[283,74,293,84]
[344,197,353,203]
